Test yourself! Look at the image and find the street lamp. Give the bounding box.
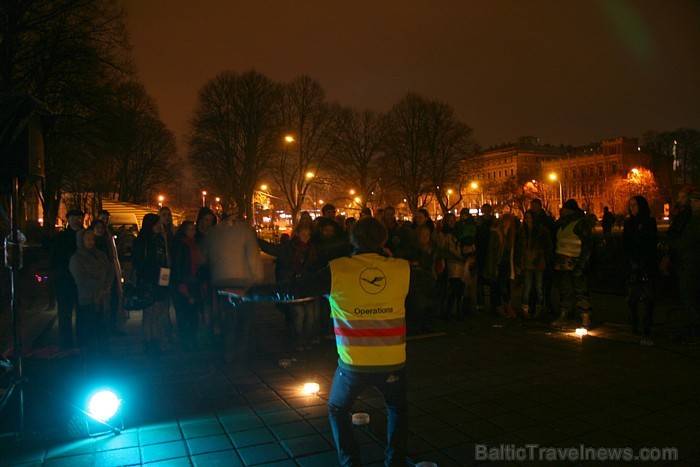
[548,173,563,208]
[157,195,164,207]
[284,135,295,143]
[305,171,314,180]
[201,190,207,207]
[447,189,453,210]
[261,184,268,191]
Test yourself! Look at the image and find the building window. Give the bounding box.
[498,170,502,178]
[598,165,603,175]
[572,169,576,179]
[510,168,514,176]
[611,164,617,174]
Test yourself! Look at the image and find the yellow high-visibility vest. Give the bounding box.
[556,219,583,258]
[329,253,410,370]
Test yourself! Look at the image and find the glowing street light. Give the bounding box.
[631,167,640,176]
[201,190,207,207]
[549,173,563,208]
[261,184,268,191]
[157,195,164,207]
[349,189,355,195]
[284,135,295,143]
[354,197,361,204]
[215,197,221,203]
[305,171,315,179]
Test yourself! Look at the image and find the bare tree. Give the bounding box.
[1,0,132,231]
[382,93,478,215]
[96,81,179,204]
[273,76,338,221]
[608,167,661,215]
[328,107,385,208]
[189,70,282,220]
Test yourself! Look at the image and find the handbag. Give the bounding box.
[123,282,155,311]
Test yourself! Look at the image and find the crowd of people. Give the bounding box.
[44,188,700,467]
[49,186,700,358]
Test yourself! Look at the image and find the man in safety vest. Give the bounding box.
[552,199,593,328]
[249,216,432,466]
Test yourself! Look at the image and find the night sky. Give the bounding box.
[123,0,700,149]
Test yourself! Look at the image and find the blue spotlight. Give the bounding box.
[87,390,121,422]
[83,389,123,435]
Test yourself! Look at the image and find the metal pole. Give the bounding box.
[9,177,24,436]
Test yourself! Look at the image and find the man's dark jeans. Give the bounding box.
[328,366,407,466]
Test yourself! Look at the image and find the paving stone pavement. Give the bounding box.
[1,293,699,466]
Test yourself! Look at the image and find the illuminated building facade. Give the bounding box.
[463,137,651,215]
[540,137,650,214]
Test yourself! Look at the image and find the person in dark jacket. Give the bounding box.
[50,208,84,349]
[260,222,321,350]
[622,196,657,336]
[475,204,496,312]
[381,206,414,260]
[132,213,169,355]
[601,206,615,243]
[171,221,203,350]
[483,213,517,318]
[671,189,700,343]
[529,198,556,314]
[515,210,553,318]
[69,229,114,355]
[195,206,217,339]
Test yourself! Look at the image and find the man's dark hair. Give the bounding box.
[531,198,542,208]
[350,216,388,251]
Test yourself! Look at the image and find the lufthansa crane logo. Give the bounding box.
[359,267,386,294]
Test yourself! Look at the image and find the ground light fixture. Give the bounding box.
[575,328,588,337]
[84,388,123,435]
[303,382,320,395]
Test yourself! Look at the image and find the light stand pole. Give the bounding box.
[1,177,26,437]
[556,180,563,208]
[549,173,563,208]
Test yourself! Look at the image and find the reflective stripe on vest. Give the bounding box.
[556,219,582,258]
[329,254,410,367]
